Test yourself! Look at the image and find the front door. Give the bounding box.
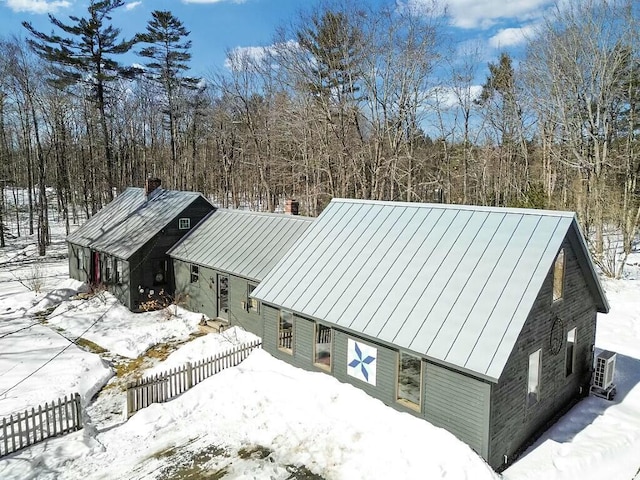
[92,251,101,284]
[217,274,229,320]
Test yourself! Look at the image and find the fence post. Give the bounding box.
[2,416,7,456]
[186,362,193,390]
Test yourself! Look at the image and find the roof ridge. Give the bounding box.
[216,208,315,221]
[330,198,575,218]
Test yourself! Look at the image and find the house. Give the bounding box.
[168,208,313,337]
[67,179,215,310]
[250,198,609,470]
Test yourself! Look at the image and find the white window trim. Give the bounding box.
[565,327,577,377]
[527,349,542,407]
[190,264,199,283]
[179,218,191,230]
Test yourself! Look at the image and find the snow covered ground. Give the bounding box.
[0,210,639,479]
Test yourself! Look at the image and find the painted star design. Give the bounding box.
[348,343,375,381]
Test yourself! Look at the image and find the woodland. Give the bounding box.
[0,0,638,277]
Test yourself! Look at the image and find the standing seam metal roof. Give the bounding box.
[251,198,609,382]
[66,187,209,259]
[167,209,314,282]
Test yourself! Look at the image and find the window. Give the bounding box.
[115,259,123,284]
[190,264,199,283]
[247,284,259,313]
[565,328,576,376]
[179,218,191,230]
[77,248,84,271]
[527,349,542,406]
[553,248,565,302]
[314,324,332,371]
[397,352,422,410]
[104,256,112,282]
[153,259,167,285]
[278,310,293,353]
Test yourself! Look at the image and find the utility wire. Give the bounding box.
[0,301,115,399]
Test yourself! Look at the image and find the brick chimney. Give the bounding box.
[145,178,162,198]
[284,199,299,215]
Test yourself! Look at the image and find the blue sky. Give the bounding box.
[0,0,554,79]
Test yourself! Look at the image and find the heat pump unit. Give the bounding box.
[593,350,616,390]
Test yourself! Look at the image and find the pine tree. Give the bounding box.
[23,0,136,200]
[137,11,199,181]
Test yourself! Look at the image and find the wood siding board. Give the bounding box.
[487,237,597,468]
[424,362,490,457]
[228,275,262,337]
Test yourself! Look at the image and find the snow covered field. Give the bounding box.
[1,213,639,479]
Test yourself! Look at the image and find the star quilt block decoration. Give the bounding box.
[347,338,377,386]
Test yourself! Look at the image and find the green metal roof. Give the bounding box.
[252,198,609,382]
[168,209,314,282]
[66,187,209,259]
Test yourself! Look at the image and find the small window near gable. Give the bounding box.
[190,264,199,283]
[565,327,576,376]
[278,310,293,354]
[527,349,542,406]
[247,284,259,313]
[179,218,191,230]
[397,351,422,411]
[553,248,565,302]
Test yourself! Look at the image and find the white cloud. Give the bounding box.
[125,1,142,11]
[489,25,536,48]
[428,85,483,109]
[409,0,552,29]
[5,0,71,14]
[224,40,298,71]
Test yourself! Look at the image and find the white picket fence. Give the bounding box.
[126,339,262,417]
[0,393,82,458]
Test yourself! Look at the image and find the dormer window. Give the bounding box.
[179,218,191,230]
[553,248,565,302]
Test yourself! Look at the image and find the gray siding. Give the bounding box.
[332,330,397,406]
[261,303,489,450]
[67,243,90,283]
[424,363,490,458]
[173,260,263,337]
[488,235,597,468]
[68,243,131,308]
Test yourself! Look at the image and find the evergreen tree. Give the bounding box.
[23,0,136,199]
[137,11,199,178]
[297,10,363,105]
